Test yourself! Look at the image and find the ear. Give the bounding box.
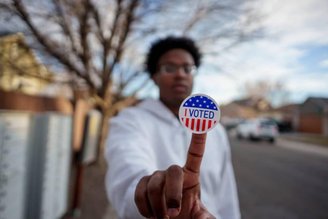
[152,74,159,86]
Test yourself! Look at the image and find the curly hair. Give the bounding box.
[145,36,202,76]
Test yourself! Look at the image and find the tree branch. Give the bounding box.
[102,0,139,98]
[52,0,80,56]
[78,0,91,74]
[101,0,123,81]
[12,0,96,91]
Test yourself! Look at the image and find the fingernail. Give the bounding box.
[167,208,179,217]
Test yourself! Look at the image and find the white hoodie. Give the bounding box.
[105,99,240,219]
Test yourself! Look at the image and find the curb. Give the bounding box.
[277,138,328,157]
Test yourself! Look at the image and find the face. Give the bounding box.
[152,49,195,109]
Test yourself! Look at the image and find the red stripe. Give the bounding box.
[185,109,187,116]
[191,118,195,130]
[208,120,212,129]
[202,119,206,131]
[186,118,189,127]
[196,119,201,131]
[182,117,184,122]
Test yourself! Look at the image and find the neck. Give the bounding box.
[160,98,180,116]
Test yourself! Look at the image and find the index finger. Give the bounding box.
[184,133,207,175]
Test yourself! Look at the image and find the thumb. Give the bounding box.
[192,199,215,219]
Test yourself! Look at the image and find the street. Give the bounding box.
[230,138,328,219]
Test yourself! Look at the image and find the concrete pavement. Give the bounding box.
[231,138,328,219]
[277,138,328,157]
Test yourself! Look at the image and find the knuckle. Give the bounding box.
[138,176,149,184]
[167,165,182,175]
[152,170,162,177]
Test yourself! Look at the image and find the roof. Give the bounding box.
[305,97,328,106]
[300,97,328,114]
[231,97,272,111]
[273,103,299,113]
[221,102,258,119]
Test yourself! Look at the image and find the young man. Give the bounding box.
[105,36,240,219]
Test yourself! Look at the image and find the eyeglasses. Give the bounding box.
[157,64,197,75]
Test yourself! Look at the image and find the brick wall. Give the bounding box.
[298,114,322,134]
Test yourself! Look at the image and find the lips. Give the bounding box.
[172,84,189,93]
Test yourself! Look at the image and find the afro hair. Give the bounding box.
[145,36,202,76]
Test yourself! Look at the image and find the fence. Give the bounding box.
[0,90,100,219]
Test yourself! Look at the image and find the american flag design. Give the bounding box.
[179,94,220,134]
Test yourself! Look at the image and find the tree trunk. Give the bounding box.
[96,109,110,163]
[95,96,137,162]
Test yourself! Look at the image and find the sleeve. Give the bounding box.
[216,127,241,219]
[104,109,155,219]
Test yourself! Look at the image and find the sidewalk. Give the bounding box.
[65,156,118,219]
[279,132,328,147]
[277,135,328,157]
[79,157,112,219]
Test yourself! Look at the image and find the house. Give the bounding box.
[297,97,328,136]
[269,103,299,132]
[231,96,273,112]
[220,97,272,128]
[0,33,54,95]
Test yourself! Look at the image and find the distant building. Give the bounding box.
[0,33,54,95]
[232,97,273,112]
[221,96,328,136]
[270,103,299,132]
[220,97,272,128]
[297,97,328,136]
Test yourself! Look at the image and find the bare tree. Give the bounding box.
[0,0,263,151]
[243,80,290,107]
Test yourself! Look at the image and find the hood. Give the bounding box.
[137,99,180,126]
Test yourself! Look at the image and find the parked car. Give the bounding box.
[236,118,278,143]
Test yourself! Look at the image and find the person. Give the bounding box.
[105,36,240,219]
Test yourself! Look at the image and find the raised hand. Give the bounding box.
[134,133,215,219]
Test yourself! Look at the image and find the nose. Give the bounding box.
[175,66,188,78]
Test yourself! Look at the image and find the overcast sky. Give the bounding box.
[2,0,326,106]
[138,0,328,106]
[197,0,328,105]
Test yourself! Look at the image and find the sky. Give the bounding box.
[1,0,326,107]
[138,0,328,106]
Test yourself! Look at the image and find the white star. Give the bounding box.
[189,99,192,102]
[199,104,202,107]
[211,102,213,104]
[196,99,199,102]
[192,104,195,106]
[200,96,203,99]
[203,100,206,103]
[207,105,209,108]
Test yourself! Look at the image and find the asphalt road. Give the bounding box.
[230,138,328,219]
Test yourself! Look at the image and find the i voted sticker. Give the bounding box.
[179,94,220,134]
